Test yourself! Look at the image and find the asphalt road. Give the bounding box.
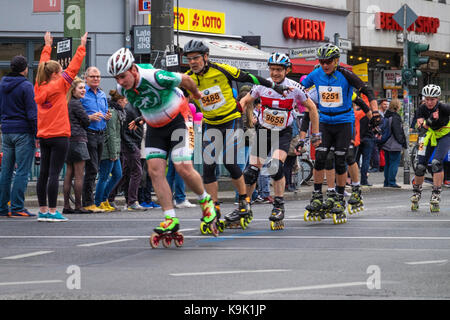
[0,188,449,302]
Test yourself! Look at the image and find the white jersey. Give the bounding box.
[250,77,309,131]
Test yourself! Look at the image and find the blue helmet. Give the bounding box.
[268,52,291,68]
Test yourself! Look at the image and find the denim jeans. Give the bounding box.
[95,159,122,206]
[384,151,401,187]
[166,157,186,204]
[357,138,375,184]
[0,133,35,213]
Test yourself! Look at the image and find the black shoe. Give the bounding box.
[361,182,373,187]
[62,208,75,214]
[73,208,93,214]
[389,184,401,188]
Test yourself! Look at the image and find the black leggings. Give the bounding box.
[37,137,69,208]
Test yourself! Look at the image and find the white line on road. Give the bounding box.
[237,281,369,295]
[405,259,448,265]
[1,250,53,260]
[77,239,135,247]
[0,280,63,286]
[170,269,291,277]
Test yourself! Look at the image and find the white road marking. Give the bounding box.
[0,280,63,286]
[170,269,291,277]
[77,239,135,247]
[405,259,448,265]
[1,251,53,260]
[237,281,369,295]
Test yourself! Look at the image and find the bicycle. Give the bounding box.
[291,137,314,191]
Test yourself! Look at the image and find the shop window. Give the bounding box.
[0,42,26,61]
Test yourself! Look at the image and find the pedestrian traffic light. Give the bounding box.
[407,41,429,78]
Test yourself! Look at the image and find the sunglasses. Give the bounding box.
[186,54,203,62]
[319,58,335,65]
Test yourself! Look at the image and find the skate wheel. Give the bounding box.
[270,221,275,230]
[210,219,219,237]
[162,236,172,248]
[149,233,160,249]
[217,220,226,233]
[304,210,310,222]
[200,222,208,235]
[174,232,184,247]
[411,203,419,211]
[240,217,247,230]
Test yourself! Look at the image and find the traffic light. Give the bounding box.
[407,41,430,78]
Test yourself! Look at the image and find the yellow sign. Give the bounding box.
[352,62,369,82]
[148,8,225,34]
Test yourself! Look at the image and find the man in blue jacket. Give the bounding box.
[0,55,37,217]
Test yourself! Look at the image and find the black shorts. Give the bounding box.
[318,122,353,152]
[250,125,292,159]
[66,141,90,163]
[145,113,194,162]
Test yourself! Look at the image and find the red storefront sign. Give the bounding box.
[138,0,151,14]
[283,17,325,41]
[33,0,61,12]
[375,12,440,34]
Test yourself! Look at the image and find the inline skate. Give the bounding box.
[321,189,338,220]
[304,190,323,222]
[198,195,219,236]
[224,197,253,230]
[331,193,348,224]
[149,215,184,248]
[269,197,285,230]
[430,186,441,213]
[347,184,364,215]
[410,184,422,211]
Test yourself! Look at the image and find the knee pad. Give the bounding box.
[431,159,443,173]
[334,150,347,175]
[243,165,260,185]
[224,163,243,180]
[415,163,427,177]
[202,163,217,184]
[346,146,356,166]
[325,151,335,170]
[268,159,284,181]
[314,147,329,171]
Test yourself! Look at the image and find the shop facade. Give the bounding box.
[347,0,450,104]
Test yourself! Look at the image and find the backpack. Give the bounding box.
[378,116,392,145]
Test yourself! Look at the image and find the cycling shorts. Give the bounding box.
[250,124,292,159]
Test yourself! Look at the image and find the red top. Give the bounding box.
[34,44,85,139]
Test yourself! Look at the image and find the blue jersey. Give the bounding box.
[301,68,354,124]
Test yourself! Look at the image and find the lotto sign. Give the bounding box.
[189,9,225,34]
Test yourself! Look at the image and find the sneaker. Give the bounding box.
[62,208,75,214]
[262,196,274,204]
[84,204,105,213]
[140,202,153,208]
[99,201,115,212]
[9,209,36,218]
[127,201,147,211]
[147,201,161,209]
[108,201,119,211]
[37,212,49,222]
[444,180,450,188]
[46,211,69,222]
[175,200,197,208]
[252,195,264,204]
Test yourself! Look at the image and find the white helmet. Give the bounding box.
[421,84,441,98]
[107,48,135,76]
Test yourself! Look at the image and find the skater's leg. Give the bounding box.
[173,160,206,196]
[147,158,174,211]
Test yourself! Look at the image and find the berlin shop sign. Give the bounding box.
[283,17,325,41]
[375,12,439,34]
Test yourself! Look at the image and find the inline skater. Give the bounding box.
[183,40,292,230]
[107,47,219,243]
[300,43,380,224]
[240,52,320,230]
[411,84,450,212]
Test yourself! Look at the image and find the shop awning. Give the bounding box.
[177,34,270,70]
[291,58,353,74]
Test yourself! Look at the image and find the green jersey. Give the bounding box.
[118,64,185,127]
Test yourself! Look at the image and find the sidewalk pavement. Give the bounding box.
[21,170,424,208]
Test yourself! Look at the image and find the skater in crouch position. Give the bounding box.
[240,52,320,230]
[107,47,219,244]
[411,84,450,212]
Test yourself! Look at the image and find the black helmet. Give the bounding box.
[183,40,209,56]
[317,43,340,60]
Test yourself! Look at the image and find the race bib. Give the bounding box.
[199,85,226,111]
[262,108,288,129]
[318,86,343,108]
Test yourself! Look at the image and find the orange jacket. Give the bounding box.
[353,109,366,147]
[35,45,86,139]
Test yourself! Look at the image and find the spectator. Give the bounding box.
[0,55,37,217]
[80,66,111,212]
[63,77,100,214]
[138,125,160,209]
[108,101,145,211]
[34,31,87,222]
[356,113,375,186]
[94,90,127,211]
[378,98,389,117]
[381,99,407,188]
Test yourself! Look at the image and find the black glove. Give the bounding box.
[295,139,305,153]
[272,83,290,96]
[370,111,382,127]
